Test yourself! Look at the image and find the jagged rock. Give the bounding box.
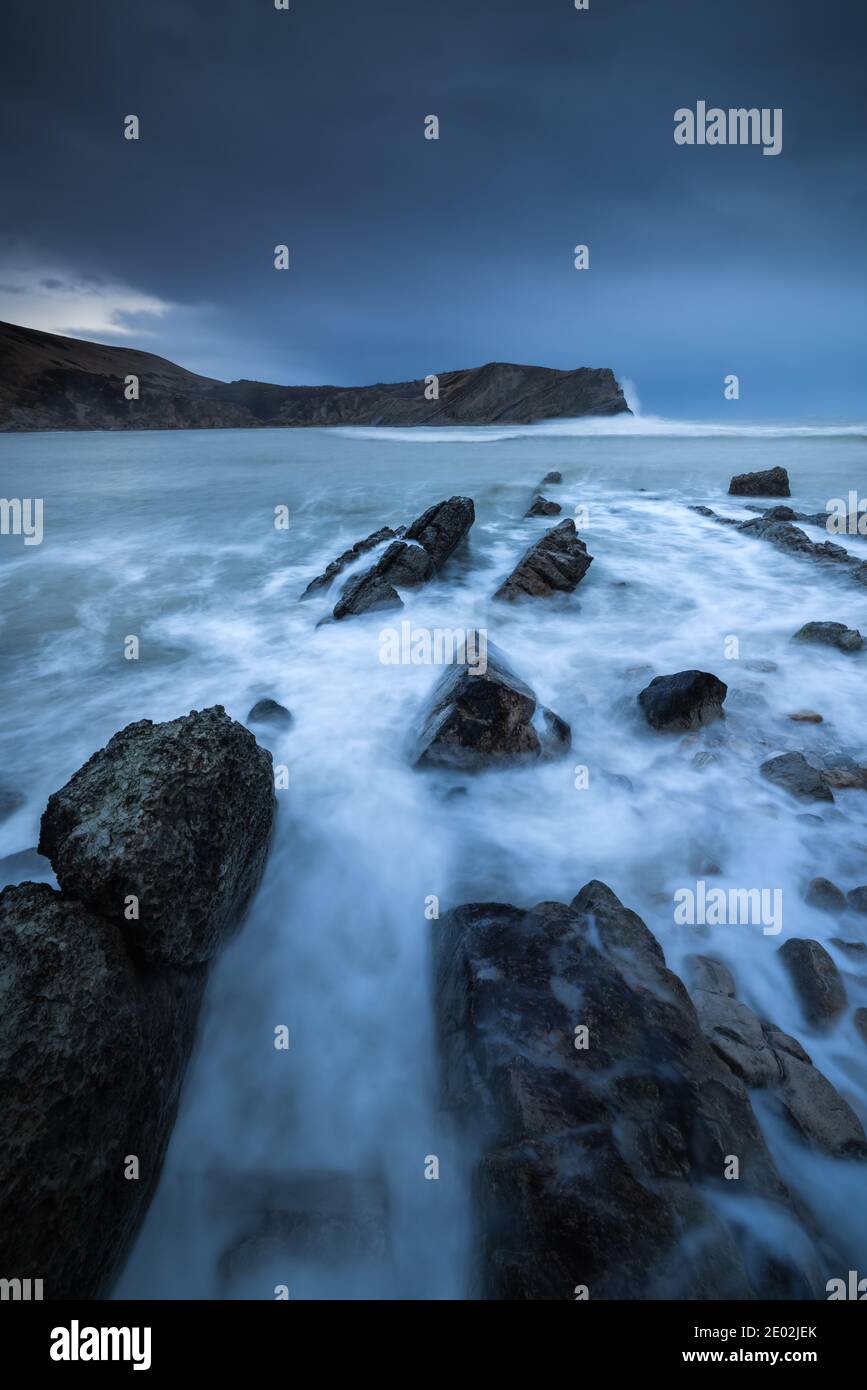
[38,706,275,969]
[411,645,571,770]
[247,698,292,728]
[300,526,399,599]
[0,707,274,1299]
[436,880,810,1299]
[760,752,833,802]
[729,466,790,497]
[805,877,847,914]
[778,938,847,1026]
[738,517,849,562]
[541,471,562,484]
[525,495,561,517]
[375,539,435,587]
[771,1044,867,1158]
[332,566,403,620]
[692,990,780,1086]
[404,496,475,567]
[684,954,736,996]
[847,887,867,915]
[493,519,592,601]
[793,621,863,652]
[638,670,727,731]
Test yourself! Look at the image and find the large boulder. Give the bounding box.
[436,881,812,1299]
[778,938,847,1027]
[38,706,275,970]
[493,519,592,601]
[729,467,790,497]
[403,496,475,567]
[638,670,727,731]
[411,644,570,770]
[1,706,275,1299]
[793,621,863,653]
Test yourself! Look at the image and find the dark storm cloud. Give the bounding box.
[0,0,864,416]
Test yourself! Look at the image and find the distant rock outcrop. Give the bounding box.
[0,321,631,431]
[729,467,790,497]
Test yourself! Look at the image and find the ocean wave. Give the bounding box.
[336,416,867,443]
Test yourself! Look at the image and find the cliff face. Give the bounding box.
[0,320,630,430]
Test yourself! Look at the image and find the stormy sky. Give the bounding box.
[1,0,864,418]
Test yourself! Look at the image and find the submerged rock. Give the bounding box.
[300,525,400,599]
[0,706,275,1299]
[847,886,867,915]
[436,881,810,1299]
[729,466,790,497]
[493,518,592,601]
[525,495,561,517]
[541,471,562,484]
[804,877,847,914]
[760,752,834,802]
[638,670,727,731]
[332,566,403,620]
[247,698,292,728]
[793,621,863,652]
[411,644,570,770]
[778,938,847,1027]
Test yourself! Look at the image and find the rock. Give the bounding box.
[493,519,592,601]
[375,539,435,587]
[38,706,276,970]
[403,496,475,568]
[805,877,847,914]
[300,525,399,599]
[728,466,790,497]
[0,882,205,1299]
[541,471,562,484]
[332,566,403,620]
[744,659,778,672]
[855,1008,867,1047]
[638,670,727,731]
[525,495,561,517]
[692,990,780,1087]
[778,938,847,1027]
[411,644,571,771]
[847,887,867,915]
[0,707,274,1299]
[760,752,833,802]
[793,621,863,652]
[436,881,810,1299]
[247,698,292,728]
[684,954,736,996]
[771,1044,867,1158]
[830,938,867,958]
[762,1025,812,1065]
[788,710,823,723]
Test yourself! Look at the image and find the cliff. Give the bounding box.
[0,320,630,431]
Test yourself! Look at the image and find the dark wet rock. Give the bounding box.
[493,519,592,601]
[793,621,863,653]
[247,698,292,728]
[332,566,403,620]
[436,880,811,1299]
[729,466,790,497]
[299,525,400,600]
[375,539,435,587]
[771,1043,867,1158]
[692,989,780,1086]
[830,938,867,958]
[38,706,276,970]
[805,877,847,914]
[760,752,834,802]
[404,496,475,568]
[0,786,24,823]
[760,505,798,521]
[847,887,867,915]
[778,938,847,1027]
[738,517,849,563]
[525,494,561,517]
[541,471,562,484]
[0,882,206,1299]
[411,644,571,771]
[855,1008,867,1048]
[684,954,736,996]
[762,1025,812,1065]
[638,670,727,732]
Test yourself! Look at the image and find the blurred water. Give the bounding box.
[2,420,867,1297]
